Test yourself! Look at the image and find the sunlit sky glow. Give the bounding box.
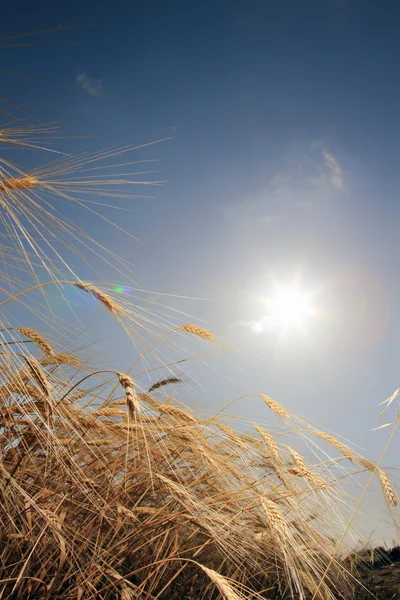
[239,281,317,335]
[264,285,313,330]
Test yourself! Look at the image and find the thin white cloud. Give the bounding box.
[76,71,103,97]
[268,145,344,195]
[237,316,275,334]
[323,150,343,189]
[221,143,345,244]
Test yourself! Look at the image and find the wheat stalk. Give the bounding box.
[117,372,141,418]
[299,570,329,600]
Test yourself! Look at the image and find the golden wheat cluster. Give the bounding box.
[0,310,397,599]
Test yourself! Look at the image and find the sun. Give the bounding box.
[266,286,313,329]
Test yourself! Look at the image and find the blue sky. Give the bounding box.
[1,1,399,538]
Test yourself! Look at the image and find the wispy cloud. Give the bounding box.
[221,144,345,231]
[268,144,344,195]
[323,150,343,189]
[237,316,275,334]
[76,71,103,97]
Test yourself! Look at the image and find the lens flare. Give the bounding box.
[113,285,132,294]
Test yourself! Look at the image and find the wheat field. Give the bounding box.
[0,25,398,600]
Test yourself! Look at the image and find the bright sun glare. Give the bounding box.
[267,286,312,329]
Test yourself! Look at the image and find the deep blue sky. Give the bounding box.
[1,1,399,538]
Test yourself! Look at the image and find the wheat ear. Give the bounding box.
[261,395,291,420]
[314,431,354,461]
[16,328,54,356]
[258,497,289,538]
[74,282,124,316]
[179,324,215,340]
[41,353,80,367]
[198,566,243,600]
[288,448,327,489]
[148,377,182,392]
[0,176,38,191]
[254,424,280,460]
[378,469,397,507]
[117,372,141,418]
[23,356,51,397]
[156,403,197,424]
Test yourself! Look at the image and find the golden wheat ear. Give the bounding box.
[179,323,215,340]
[197,566,244,600]
[117,372,141,418]
[16,328,54,356]
[260,394,291,419]
[40,353,80,367]
[0,176,38,191]
[254,424,280,460]
[73,282,125,316]
[378,469,397,507]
